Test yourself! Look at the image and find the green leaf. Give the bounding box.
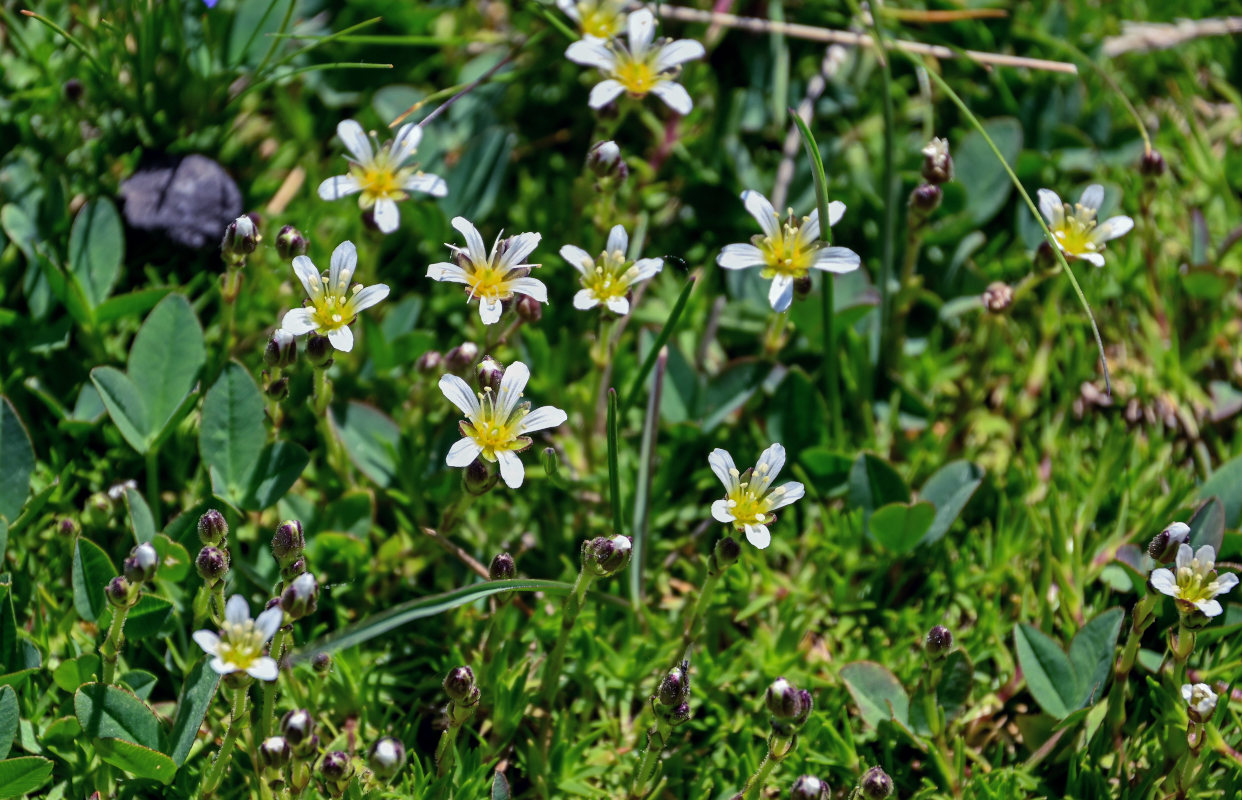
[766,368,825,456]
[918,460,984,545]
[149,534,191,583]
[1013,624,1077,719]
[124,487,156,544]
[243,441,310,511]
[0,522,6,571]
[0,399,34,524]
[841,661,910,728]
[0,756,54,798]
[90,367,151,453]
[127,294,205,443]
[68,198,123,308]
[94,287,172,326]
[937,650,974,722]
[790,112,833,245]
[848,453,910,518]
[331,402,400,488]
[74,682,163,749]
[956,117,1022,225]
[168,657,220,766]
[1068,608,1123,708]
[491,769,512,800]
[200,362,267,503]
[121,670,159,700]
[52,654,101,693]
[621,275,697,413]
[0,687,17,759]
[96,737,177,783]
[1196,455,1242,529]
[72,538,116,623]
[869,502,935,554]
[1187,498,1225,555]
[122,595,173,640]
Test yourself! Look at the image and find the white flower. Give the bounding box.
[1150,544,1239,617]
[439,362,567,489]
[708,444,805,549]
[280,241,389,353]
[107,479,138,501]
[1182,683,1218,719]
[1036,184,1133,267]
[565,9,705,114]
[427,217,547,325]
[717,190,861,312]
[317,119,447,235]
[562,224,663,315]
[192,595,283,681]
[132,543,158,571]
[557,0,627,39]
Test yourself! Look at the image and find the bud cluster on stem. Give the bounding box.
[101,541,160,685]
[435,666,481,778]
[737,677,815,800]
[196,509,231,626]
[630,661,693,798]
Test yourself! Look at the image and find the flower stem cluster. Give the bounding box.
[280,709,320,795]
[735,678,814,800]
[630,662,693,798]
[101,541,159,685]
[196,509,231,625]
[435,666,481,778]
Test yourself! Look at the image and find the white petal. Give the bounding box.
[1215,572,1239,594]
[255,606,284,641]
[707,448,738,490]
[589,79,626,109]
[520,405,568,434]
[605,295,630,315]
[446,437,483,468]
[565,38,616,71]
[812,246,861,273]
[557,0,580,21]
[510,277,548,303]
[1176,543,1195,569]
[1079,184,1104,212]
[769,274,794,312]
[292,255,322,300]
[741,190,780,238]
[717,243,766,270]
[1181,684,1194,703]
[225,595,249,624]
[192,630,220,655]
[209,657,237,676]
[1037,189,1063,225]
[426,262,470,284]
[561,245,596,275]
[497,361,531,417]
[655,39,705,71]
[753,443,786,493]
[405,172,448,197]
[1194,545,1216,567]
[439,374,481,417]
[373,197,400,234]
[337,119,373,163]
[247,657,280,682]
[803,202,846,241]
[1195,599,1223,617]
[650,81,693,115]
[479,296,503,325]
[1149,568,1177,597]
[388,123,422,164]
[499,232,541,270]
[1094,215,1133,243]
[327,325,354,352]
[767,481,804,511]
[452,217,488,265]
[711,499,736,523]
[744,523,771,549]
[627,257,663,283]
[281,308,317,336]
[496,449,525,488]
[351,284,389,313]
[828,200,847,227]
[573,289,600,310]
[627,9,655,55]
[317,174,362,201]
[330,241,357,295]
[606,224,628,257]
[1079,252,1106,267]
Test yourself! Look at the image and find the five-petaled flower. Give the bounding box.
[427,217,548,325]
[558,0,627,39]
[281,241,389,352]
[1150,544,1238,618]
[565,9,705,115]
[708,444,804,549]
[439,361,567,488]
[1037,184,1133,267]
[318,119,447,234]
[192,595,283,681]
[562,224,663,315]
[717,190,861,312]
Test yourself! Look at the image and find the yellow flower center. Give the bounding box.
[615,55,660,96]
[349,156,415,209]
[1173,564,1222,606]
[579,3,624,38]
[309,285,363,332]
[464,388,529,461]
[583,250,630,301]
[1052,204,1100,256]
[215,620,266,670]
[466,263,514,302]
[757,211,817,278]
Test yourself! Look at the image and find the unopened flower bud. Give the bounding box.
[489,552,516,581]
[792,689,814,725]
[981,281,1013,313]
[657,663,690,707]
[272,520,306,566]
[1147,522,1190,562]
[221,214,259,260]
[276,225,308,259]
[765,678,802,719]
[713,536,742,571]
[64,78,84,102]
[444,666,477,704]
[198,509,229,545]
[463,458,499,496]
[1139,149,1166,177]
[477,356,505,391]
[306,334,333,368]
[59,518,80,537]
[583,534,632,577]
[281,557,307,581]
[921,137,953,184]
[312,652,332,674]
[587,140,628,182]
[909,183,942,214]
[105,576,135,608]
[367,737,406,780]
[924,625,953,659]
[265,329,297,368]
[791,775,828,800]
[860,766,893,799]
[666,701,692,726]
[85,492,111,527]
[792,275,813,301]
[1183,682,1218,723]
[444,342,479,375]
[281,572,319,620]
[280,709,315,748]
[515,293,543,322]
[124,542,159,584]
[196,546,229,581]
[320,750,353,783]
[266,376,290,401]
[258,736,292,770]
[416,351,442,374]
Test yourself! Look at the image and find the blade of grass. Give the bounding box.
[608,388,623,537]
[621,274,697,413]
[228,61,393,108]
[629,348,667,607]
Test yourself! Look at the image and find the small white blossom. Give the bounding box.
[280,241,388,353]
[1037,184,1133,267]
[717,190,860,311]
[317,119,447,235]
[439,362,567,489]
[565,9,705,115]
[557,0,627,38]
[562,224,662,315]
[1182,683,1218,719]
[107,479,138,501]
[192,595,283,681]
[1150,544,1239,617]
[132,542,158,571]
[427,217,547,325]
[708,444,804,549]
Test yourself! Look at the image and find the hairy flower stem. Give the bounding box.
[202,685,251,797]
[540,565,596,709]
[258,624,291,740]
[630,717,673,799]
[1108,593,1157,734]
[740,734,794,800]
[100,603,133,685]
[669,545,732,673]
[1170,620,1195,687]
[434,700,477,779]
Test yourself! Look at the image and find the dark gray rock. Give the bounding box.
[119,154,242,249]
